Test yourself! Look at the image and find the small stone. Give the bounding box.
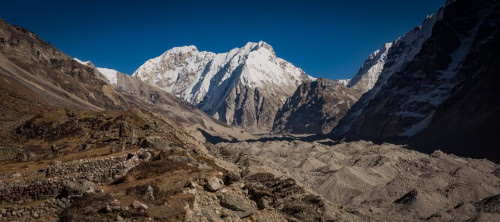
[144,186,155,201]
[139,152,152,161]
[82,144,91,150]
[131,200,148,211]
[256,197,270,209]
[51,144,59,153]
[205,177,222,192]
[116,215,124,221]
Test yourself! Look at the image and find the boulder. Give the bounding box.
[110,143,124,153]
[139,152,152,161]
[140,136,170,150]
[106,199,122,212]
[59,180,96,197]
[144,186,155,201]
[131,200,148,211]
[205,177,222,192]
[220,193,256,218]
[119,122,135,138]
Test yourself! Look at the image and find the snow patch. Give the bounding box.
[96,67,118,85]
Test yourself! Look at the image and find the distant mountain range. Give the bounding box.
[22,0,498,162]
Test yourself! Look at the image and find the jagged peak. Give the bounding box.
[163,45,199,55]
[241,41,276,55]
[73,57,94,67]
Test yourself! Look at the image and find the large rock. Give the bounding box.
[110,143,124,153]
[220,193,256,218]
[59,180,96,197]
[140,136,169,150]
[119,122,135,138]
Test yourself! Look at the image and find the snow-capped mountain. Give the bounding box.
[333,8,441,137]
[333,0,500,160]
[348,43,392,93]
[133,41,313,132]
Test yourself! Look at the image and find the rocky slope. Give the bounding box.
[0,18,346,221]
[132,41,313,133]
[272,78,362,134]
[74,58,122,86]
[332,0,500,161]
[75,59,252,143]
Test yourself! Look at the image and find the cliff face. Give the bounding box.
[332,0,500,161]
[272,79,362,134]
[348,43,392,93]
[409,0,500,161]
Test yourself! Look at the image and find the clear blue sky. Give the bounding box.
[0,0,444,79]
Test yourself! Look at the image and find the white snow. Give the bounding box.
[336,11,442,135]
[73,57,120,85]
[399,6,492,136]
[132,41,313,109]
[335,79,351,86]
[96,67,119,85]
[73,57,92,66]
[348,43,392,92]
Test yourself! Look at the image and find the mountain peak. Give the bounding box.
[132,40,311,132]
[241,41,275,55]
[164,45,198,55]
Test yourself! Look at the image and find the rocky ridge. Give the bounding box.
[272,78,362,134]
[332,0,500,161]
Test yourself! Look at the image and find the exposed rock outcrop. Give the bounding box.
[272,78,362,134]
[333,0,500,162]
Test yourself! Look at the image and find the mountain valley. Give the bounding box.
[0,0,499,221]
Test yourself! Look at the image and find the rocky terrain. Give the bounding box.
[272,78,362,134]
[0,17,346,222]
[217,138,500,221]
[132,41,313,133]
[1,0,499,221]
